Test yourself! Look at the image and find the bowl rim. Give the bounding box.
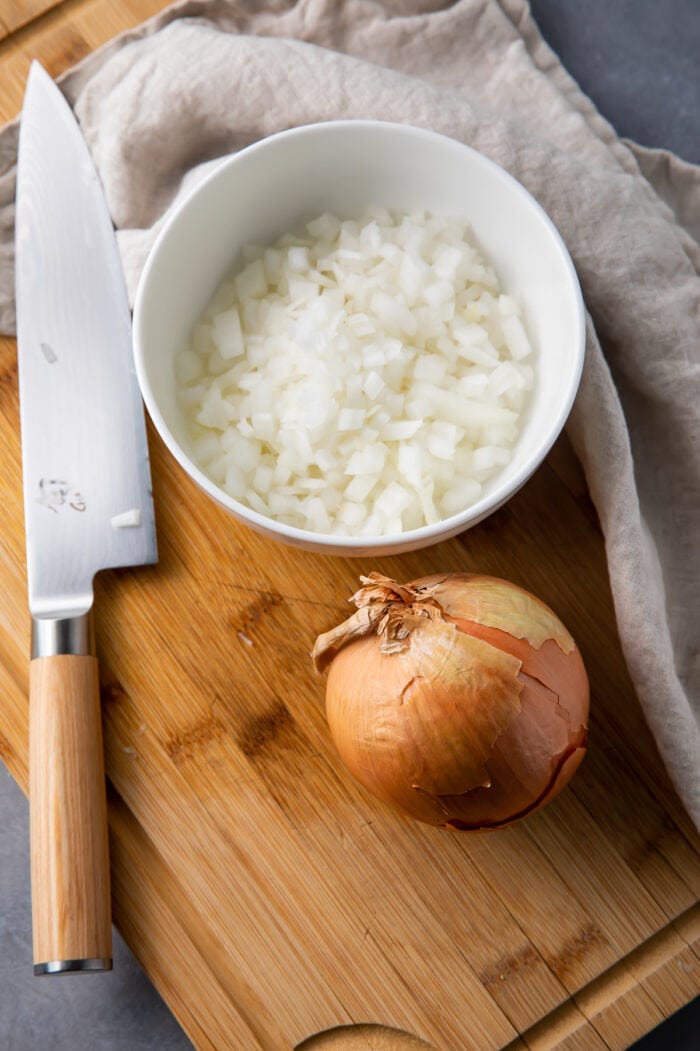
[133,118,586,551]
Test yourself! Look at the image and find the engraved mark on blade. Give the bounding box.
[37,478,86,513]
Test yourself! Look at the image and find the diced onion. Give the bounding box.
[176,209,534,536]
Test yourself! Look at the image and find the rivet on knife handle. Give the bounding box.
[30,612,112,975]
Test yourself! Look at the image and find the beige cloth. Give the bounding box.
[1,0,698,826]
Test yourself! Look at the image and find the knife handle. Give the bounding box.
[29,617,112,975]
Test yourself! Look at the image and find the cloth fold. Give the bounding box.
[1,0,698,825]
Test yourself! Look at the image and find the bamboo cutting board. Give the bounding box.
[1,4,699,1049]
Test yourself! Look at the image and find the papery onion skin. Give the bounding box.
[313,573,589,830]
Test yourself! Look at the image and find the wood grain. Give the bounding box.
[29,654,112,967]
[0,0,65,36]
[1,2,699,1048]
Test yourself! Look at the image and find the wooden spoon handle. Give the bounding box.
[29,653,112,974]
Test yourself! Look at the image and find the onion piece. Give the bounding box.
[176,210,535,536]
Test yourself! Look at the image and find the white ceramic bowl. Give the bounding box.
[133,120,585,556]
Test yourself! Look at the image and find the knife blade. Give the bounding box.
[15,61,157,976]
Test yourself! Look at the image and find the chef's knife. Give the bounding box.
[15,61,157,976]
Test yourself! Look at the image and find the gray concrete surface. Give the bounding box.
[529,0,699,163]
[1,2,698,1048]
[0,767,193,1049]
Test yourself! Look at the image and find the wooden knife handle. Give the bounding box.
[29,653,112,974]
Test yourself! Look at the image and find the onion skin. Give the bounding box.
[312,573,589,830]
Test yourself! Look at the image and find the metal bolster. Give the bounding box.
[31,611,95,659]
[34,957,112,976]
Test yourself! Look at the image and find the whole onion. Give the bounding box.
[312,573,589,830]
